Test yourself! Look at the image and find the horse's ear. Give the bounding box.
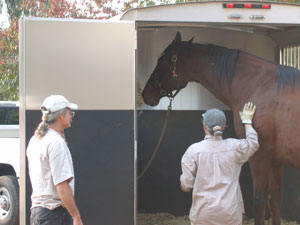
[188,36,194,44]
[171,32,181,45]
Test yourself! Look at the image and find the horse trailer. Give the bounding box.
[19,2,300,225]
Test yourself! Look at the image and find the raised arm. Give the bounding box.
[235,102,259,163]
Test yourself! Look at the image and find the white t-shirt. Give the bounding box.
[180,127,259,225]
[27,129,75,210]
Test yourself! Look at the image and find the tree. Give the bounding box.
[0,1,3,15]
[0,18,18,100]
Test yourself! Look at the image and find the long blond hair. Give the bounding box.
[34,108,67,139]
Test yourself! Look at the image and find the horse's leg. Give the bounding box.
[249,158,270,225]
[268,165,284,225]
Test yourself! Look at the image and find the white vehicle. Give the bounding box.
[0,101,19,225]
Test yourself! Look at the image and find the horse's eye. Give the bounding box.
[171,55,177,62]
[160,90,167,96]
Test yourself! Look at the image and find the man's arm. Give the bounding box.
[180,148,197,192]
[235,102,259,163]
[234,124,259,163]
[56,181,83,225]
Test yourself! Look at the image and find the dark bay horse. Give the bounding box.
[142,32,300,225]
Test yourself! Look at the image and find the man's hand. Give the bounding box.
[181,185,192,192]
[73,216,83,225]
[56,181,83,225]
[239,102,256,124]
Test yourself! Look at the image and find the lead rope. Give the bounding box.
[138,97,173,180]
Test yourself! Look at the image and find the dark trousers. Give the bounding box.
[30,206,73,225]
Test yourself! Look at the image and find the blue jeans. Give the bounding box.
[30,206,72,225]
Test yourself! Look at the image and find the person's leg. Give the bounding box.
[30,206,64,225]
[30,208,38,225]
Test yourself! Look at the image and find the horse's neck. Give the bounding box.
[187,44,234,108]
[188,46,276,109]
[194,75,233,108]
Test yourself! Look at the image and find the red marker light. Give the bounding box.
[262,4,270,9]
[223,3,271,9]
[226,3,234,8]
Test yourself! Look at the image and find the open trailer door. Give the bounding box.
[19,18,136,225]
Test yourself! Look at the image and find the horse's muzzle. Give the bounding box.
[142,90,159,106]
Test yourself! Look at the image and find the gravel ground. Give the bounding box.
[138,213,300,225]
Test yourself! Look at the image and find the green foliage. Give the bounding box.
[0,20,18,100]
[5,0,22,21]
[0,1,3,15]
[123,0,173,10]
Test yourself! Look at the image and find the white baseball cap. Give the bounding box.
[41,95,78,114]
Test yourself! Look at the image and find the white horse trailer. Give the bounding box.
[19,2,300,225]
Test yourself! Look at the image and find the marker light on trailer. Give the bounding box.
[226,3,234,8]
[262,4,271,9]
[223,3,271,9]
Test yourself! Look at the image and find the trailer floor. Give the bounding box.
[137,213,300,225]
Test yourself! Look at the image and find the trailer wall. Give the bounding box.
[19,19,136,225]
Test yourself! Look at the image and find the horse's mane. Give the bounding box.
[207,44,239,86]
[205,44,300,89]
[278,65,300,89]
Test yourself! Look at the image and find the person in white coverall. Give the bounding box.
[180,102,259,225]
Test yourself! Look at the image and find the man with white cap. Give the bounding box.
[27,95,83,225]
[180,102,259,225]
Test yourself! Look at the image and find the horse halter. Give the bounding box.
[154,54,181,100]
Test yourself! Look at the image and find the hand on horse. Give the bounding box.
[239,102,256,124]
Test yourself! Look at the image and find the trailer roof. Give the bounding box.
[120,1,300,47]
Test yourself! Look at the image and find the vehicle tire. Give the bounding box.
[0,175,19,225]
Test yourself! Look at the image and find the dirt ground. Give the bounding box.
[138,213,300,225]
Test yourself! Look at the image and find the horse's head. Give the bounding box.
[142,32,194,106]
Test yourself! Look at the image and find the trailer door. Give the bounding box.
[19,18,136,225]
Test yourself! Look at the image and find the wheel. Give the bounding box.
[0,176,19,225]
